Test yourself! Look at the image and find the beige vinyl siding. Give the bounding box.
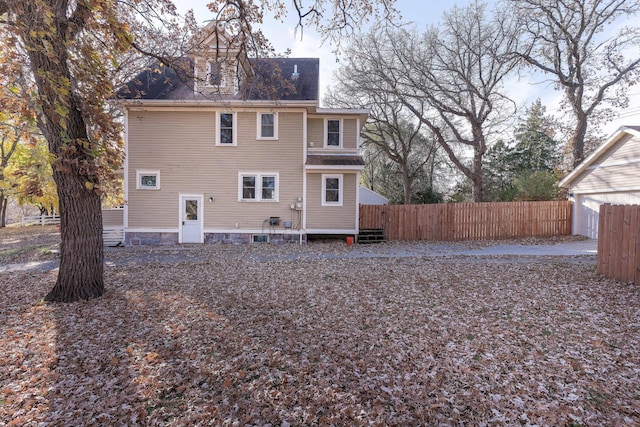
[572,135,640,192]
[342,119,358,149]
[306,173,357,230]
[102,209,124,227]
[308,118,323,147]
[127,110,304,230]
[307,117,358,149]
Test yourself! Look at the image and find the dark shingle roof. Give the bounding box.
[117,61,189,100]
[117,58,319,102]
[306,154,365,167]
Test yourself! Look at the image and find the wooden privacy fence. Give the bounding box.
[359,200,572,241]
[597,204,640,284]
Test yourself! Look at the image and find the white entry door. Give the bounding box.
[180,195,203,243]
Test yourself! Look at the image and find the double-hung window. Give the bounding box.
[217,112,237,146]
[257,112,278,140]
[322,174,343,206]
[325,119,341,147]
[239,173,279,202]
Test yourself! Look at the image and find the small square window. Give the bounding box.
[252,234,269,243]
[137,171,160,190]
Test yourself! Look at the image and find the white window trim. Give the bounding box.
[238,172,280,202]
[216,111,237,146]
[322,173,343,206]
[256,112,279,140]
[136,170,160,190]
[324,118,343,148]
[206,61,226,88]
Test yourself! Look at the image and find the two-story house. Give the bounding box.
[118,22,368,244]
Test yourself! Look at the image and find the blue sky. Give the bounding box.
[175,1,639,135]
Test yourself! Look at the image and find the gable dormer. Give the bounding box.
[191,21,252,97]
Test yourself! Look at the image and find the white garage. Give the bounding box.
[559,126,640,239]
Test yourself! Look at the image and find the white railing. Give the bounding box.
[103,226,124,247]
[21,214,61,226]
[20,214,123,246]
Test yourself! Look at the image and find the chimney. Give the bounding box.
[291,64,299,81]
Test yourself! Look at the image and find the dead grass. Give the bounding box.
[1,228,637,425]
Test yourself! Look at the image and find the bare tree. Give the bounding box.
[338,2,518,201]
[508,0,640,167]
[326,83,438,204]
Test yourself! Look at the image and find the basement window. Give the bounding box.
[252,234,269,243]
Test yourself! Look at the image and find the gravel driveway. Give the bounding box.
[1,238,597,274]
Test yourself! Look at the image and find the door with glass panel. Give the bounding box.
[180,195,203,243]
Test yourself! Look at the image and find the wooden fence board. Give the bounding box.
[360,200,573,243]
[597,204,640,284]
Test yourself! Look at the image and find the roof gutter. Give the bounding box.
[116,99,319,109]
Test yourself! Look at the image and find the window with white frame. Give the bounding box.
[136,170,160,190]
[322,174,343,206]
[325,119,342,147]
[206,61,223,87]
[217,112,237,145]
[239,173,279,201]
[257,112,278,140]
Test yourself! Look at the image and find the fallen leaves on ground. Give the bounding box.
[1,238,639,425]
[0,225,59,265]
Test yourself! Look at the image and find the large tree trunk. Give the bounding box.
[41,105,105,302]
[45,169,104,302]
[19,1,105,302]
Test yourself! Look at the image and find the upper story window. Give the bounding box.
[322,174,343,206]
[257,112,278,140]
[325,119,342,148]
[206,61,224,87]
[216,112,237,146]
[136,170,160,190]
[239,172,279,202]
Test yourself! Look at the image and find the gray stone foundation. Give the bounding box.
[124,232,304,246]
[204,233,303,245]
[125,232,179,246]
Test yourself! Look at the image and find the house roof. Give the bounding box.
[559,126,640,188]
[117,57,319,102]
[359,186,389,205]
[306,154,365,167]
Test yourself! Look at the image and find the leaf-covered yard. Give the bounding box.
[1,228,639,425]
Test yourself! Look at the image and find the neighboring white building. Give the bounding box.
[559,126,640,239]
[359,186,389,205]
